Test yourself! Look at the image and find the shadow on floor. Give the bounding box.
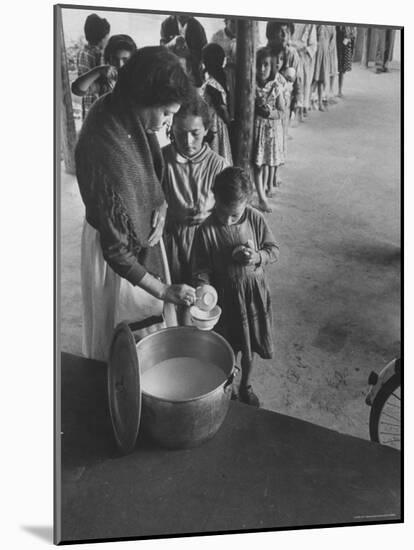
[21,525,53,543]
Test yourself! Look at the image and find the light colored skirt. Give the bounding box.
[81,221,165,361]
[253,116,284,167]
[302,54,316,109]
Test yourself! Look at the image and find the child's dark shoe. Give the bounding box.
[239,385,261,407]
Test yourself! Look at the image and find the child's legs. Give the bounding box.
[329,74,335,96]
[240,351,255,389]
[338,72,344,95]
[254,165,271,211]
[317,82,323,103]
[262,165,270,193]
[276,165,282,185]
[268,166,276,193]
[254,165,265,200]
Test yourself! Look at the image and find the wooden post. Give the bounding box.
[57,10,77,175]
[361,27,372,68]
[233,20,257,173]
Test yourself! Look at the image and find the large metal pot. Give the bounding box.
[137,326,236,449]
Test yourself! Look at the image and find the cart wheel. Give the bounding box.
[369,374,401,450]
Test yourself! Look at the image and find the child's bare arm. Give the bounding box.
[72,65,111,96]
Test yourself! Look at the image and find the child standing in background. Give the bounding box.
[72,34,137,99]
[253,47,286,212]
[192,167,279,407]
[200,43,233,165]
[279,65,296,182]
[76,13,110,120]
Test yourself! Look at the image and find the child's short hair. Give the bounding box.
[202,43,225,73]
[171,92,214,144]
[84,13,110,46]
[256,47,276,81]
[213,167,253,204]
[174,92,211,130]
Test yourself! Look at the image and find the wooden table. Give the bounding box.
[57,352,401,544]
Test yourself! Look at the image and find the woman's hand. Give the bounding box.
[148,201,168,247]
[164,284,196,306]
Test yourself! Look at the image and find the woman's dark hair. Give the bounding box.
[103,34,137,64]
[84,13,110,46]
[256,47,276,81]
[115,46,193,107]
[213,167,253,205]
[202,43,227,92]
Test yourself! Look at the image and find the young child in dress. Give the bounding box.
[253,47,286,212]
[192,167,279,407]
[162,93,228,323]
[200,43,233,165]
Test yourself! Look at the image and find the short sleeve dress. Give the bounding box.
[253,78,285,167]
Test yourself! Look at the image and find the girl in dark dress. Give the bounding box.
[200,43,233,164]
[192,167,279,406]
[336,26,356,97]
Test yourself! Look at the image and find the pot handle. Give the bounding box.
[224,365,240,391]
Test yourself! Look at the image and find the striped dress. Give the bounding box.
[192,206,279,359]
[162,142,228,284]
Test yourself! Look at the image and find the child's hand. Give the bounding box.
[244,241,261,266]
[268,109,280,120]
[232,243,260,266]
[106,65,118,81]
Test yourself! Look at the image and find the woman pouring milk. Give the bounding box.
[75,47,197,361]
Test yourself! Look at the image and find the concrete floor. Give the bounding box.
[59,64,401,441]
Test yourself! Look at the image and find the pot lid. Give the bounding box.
[108,322,141,454]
